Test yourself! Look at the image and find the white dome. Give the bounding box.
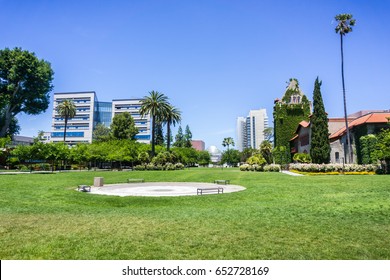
[207,145,221,155]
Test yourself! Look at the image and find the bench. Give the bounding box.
[127,178,145,183]
[197,187,224,195]
[213,179,230,185]
[78,185,91,192]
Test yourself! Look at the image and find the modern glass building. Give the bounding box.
[50,92,151,145]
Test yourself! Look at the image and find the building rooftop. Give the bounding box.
[330,112,390,140]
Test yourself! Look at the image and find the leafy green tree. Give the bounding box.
[197,150,211,166]
[173,125,185,147]
[246,155,266,165]
[372,128,390,173]
[154,121,164,146]
[70,143,90,169]
[222,137,235,166]
[310,77,330,163]
[221,149,240,166]
[184,125,193,148]
[163,105,181,151]
[140,91,170,157]
[0,47,54,137]
[263,127,274,143]
[56,99,76,143]
[110,112,138,140]
[93,123,111,142]
[240,147,258,163]
[260,140,273,164]
[335,13,356,163]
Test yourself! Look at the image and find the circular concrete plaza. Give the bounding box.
[89,182,246,197]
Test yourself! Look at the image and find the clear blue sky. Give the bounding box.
[2,0,389,150]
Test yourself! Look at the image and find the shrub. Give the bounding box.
[293,153,312,163]
[264,164,281,172]
[175,163,185,170]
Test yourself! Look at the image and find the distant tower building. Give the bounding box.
[236,109,268,151]
[191,140,205,151]
[273,78,311,161]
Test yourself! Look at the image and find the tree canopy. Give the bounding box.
[110,112,138,140]
[0,47,54,137]
[310,77,330,163]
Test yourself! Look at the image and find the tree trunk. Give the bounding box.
[63,115,68,143]
[0,106,12,137]
[151,115,155,157]
[340,34,353,163]
[167,121,171,151]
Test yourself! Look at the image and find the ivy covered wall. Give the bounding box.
[273,79,311,163]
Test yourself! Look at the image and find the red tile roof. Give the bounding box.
[329,112,390,140]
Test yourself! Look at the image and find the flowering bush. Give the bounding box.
[289,163,378,173]
[134,162,185,171]
[240,164,281,172]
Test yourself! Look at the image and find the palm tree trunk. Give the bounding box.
[167,121,171,151]
[151,115,155,157]
[340,34,353,163]
[63,115,68,143]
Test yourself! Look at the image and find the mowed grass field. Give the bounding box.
[0,168,389,260]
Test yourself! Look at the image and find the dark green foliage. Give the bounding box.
[272,145,289,165]
[0,47,54,137]
[197,150,211,166]
[184,125,192,148]
[221,149,240,166]
[360,134,378,164]
[260,140,273,164]
[372,128,390,173]
[310,78,330,163]
[110,112,139,140]
[293,153,312,163]
[173,126,185,147]
[93,123,112,142]
[154,121,164,146]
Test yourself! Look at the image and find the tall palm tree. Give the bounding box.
[139,91,170,157]
[222,137,235,166]
[335,13,356,163]
[163,105,182,151]
[56,99,76,143]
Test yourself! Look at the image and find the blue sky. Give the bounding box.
[2,0,389,150]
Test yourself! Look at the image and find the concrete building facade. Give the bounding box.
[236,109,268,151]
[50,92,151,145]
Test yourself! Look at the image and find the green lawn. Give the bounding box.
[0,168,389,260]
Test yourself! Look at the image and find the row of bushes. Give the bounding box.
[134,162,185,171]
[289,163,379,173]
[239,164,281,172]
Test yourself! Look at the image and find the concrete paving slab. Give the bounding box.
[87,182,246,197]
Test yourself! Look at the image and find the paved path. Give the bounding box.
[87,182,246,197]
[281,170,304,176]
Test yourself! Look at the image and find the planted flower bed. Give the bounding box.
[289,163,379,175]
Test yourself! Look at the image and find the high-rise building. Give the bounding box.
[236,108,268,151]
[51,91,97,144]
[50,92,151,145]
[112,99,151,144]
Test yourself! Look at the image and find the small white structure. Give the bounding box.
[207,145,222,165]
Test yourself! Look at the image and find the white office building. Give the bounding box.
[51,91,97,144]
[50,92,151,145]
[236,108,268,151]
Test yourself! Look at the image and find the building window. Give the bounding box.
[335,152,340,163]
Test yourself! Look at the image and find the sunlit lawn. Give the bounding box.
[0,168,389,259]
